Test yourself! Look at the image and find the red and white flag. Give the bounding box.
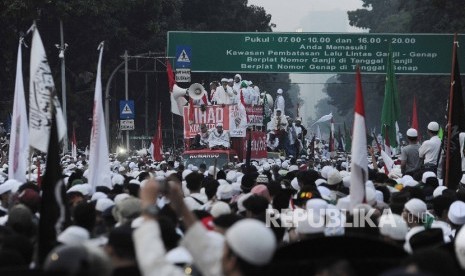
[149,109,163,161]
[88,42,111,192]
[29,25,67,153]
[8,40,29,182]
[350,68,368,210]
[71,126,77,159]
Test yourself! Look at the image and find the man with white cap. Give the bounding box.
[134,177,277,276]
[419,121,441,173]
[232,74,242,97]
[208,122,230,149]
[215,78,235,105]
[274,88,285,114]
[400,128,421,175]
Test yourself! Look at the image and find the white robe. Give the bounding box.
[208,129,230,148]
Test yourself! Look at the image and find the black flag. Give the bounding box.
[444,39,465,190]
[38,112,70,266]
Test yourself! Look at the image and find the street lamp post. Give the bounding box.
[56,20,68,154]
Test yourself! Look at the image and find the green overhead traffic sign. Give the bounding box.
[167,31,465,74]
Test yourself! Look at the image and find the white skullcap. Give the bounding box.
[57,226,90,245]
[327,170,342,185]
[320,166,333,179]
[404,179,419,187]
[182,169,193,180]
[406,128,418,137]
[422,171,436,183]
[433,186,447,198]
[378,214,408,241]
[96,198,115,212]
[210,201,231,218]
[114,193,130,204]
[225,219,277,266]
[455,226,465,269]
[448,201,465,225]
[221,78,228,82]
[404,198,427,219]
[112,174,125,186]
[277,88,283,94]
[91,192,108,201]
[216,184,234,201]
[262,163,271,171]
[234,74,242,80]
[67,184,90,196]
[226,171,237,183]
[129,179,141,186]
[427,121,439,132]
[208,166,219,177]
[281,161,289,170]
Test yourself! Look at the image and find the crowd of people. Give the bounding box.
[0,113,464,275]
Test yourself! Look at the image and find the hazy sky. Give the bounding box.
[248,0,364,123]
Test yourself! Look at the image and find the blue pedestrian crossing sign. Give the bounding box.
[120,100,135,119]
[175,45,191,68]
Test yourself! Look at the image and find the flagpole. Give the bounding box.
[445,34,458,186]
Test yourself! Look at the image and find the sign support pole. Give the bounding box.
[125,50,129,152]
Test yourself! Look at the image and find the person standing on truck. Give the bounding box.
[271,109,288,151]
[209,81,219,104]
[274,88,285,113]
[191,123,210,149]
[215,78,235,104]
[208,122,231,149]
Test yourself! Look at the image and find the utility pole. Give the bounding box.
[124,50,129,152]
[58,20,68,154]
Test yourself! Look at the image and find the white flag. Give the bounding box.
[316,124,322,140]
[350,69,368,210]
[88,43,111,192]
[170,84,187,116]
[29,25,67,153]
[8,41,29,182]
[311,112,333,126]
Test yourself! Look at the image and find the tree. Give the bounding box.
[319,0,465,137]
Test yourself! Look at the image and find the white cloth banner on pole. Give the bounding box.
[311,113,333,126]
[88,42,111,192]
[29,25,67,153]
[8,40,29,182]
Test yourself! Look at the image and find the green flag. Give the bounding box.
[344,121,352,152]
[381,45,401,148]
[263,92,271,128]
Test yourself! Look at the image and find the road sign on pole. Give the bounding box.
[120,100,135,119]
[168,31,465,74]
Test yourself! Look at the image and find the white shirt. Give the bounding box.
[419,135,441,164]
[271,114,288,131]
[184,192,208,210]
[275,95,285,113]
[215,85,234,104]
[134,220,224,276]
